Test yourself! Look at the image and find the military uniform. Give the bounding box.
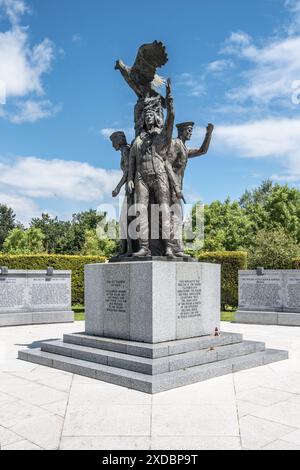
[129,129,171,251]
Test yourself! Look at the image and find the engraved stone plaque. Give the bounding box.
[0,270,74,326]
[176,264,204,339]
[239,273,283,311]
[0,277,28,313]
[28,276,71,311]
[283,273,300,312]
[103,264,130,339]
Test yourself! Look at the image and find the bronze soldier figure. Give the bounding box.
[167,122,214,257]
[110,131,135,257]
[127,80,175,258]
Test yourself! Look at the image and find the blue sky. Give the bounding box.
[0,0,300,223]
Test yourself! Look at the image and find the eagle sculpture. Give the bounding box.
[115,41,168,97]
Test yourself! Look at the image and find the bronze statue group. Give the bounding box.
[110,41,214,259]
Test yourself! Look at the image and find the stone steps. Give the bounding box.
[40,338,266,376]
[18,347,289,394]
[63,331,244,359]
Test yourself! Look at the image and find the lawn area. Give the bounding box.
[221,311,236,322]
[73,305,85,321]
[73,306,236,323]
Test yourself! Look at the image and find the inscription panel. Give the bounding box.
[105,279,128,314]
[0,273,71,314]
[103,265,130,339]
[176,264,204,339]
[284,273,300,311]
[177,279,202,319]
[28,277,71,310]
[239,275,283,311]
[0,277,28,312]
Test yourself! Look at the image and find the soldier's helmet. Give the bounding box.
[176,122,195,132]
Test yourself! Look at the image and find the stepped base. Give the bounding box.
[18,332,288,394]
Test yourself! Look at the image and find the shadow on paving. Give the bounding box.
[16,339,60,349]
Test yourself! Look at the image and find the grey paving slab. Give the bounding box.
[0,321,298,450]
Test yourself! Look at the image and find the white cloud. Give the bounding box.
[0,191,39,223]
[206,59,234,74]
[218,2,300,109]
[176,73,206,98]
[100,128,119,140]
[0,0,28,25]
[0,156,122,201]
[8,99,61,123]
[100,127,134,141]
[285,0,300,34]
[72,33,83,44]
[209,118,300,182]
[0,156,122,222]
[0,0,58,123]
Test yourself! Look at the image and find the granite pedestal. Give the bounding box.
[0,270,74,327]
[19,261,288,394]
[236,270,300,326]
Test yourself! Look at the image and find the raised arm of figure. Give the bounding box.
[160,79,175,147]
[188,124,214,159]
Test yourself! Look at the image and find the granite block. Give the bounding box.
[0,313,33,327]
[231,352,265,373]
[216,341,265,361]
[85,264,105,337]
[263,349,289,364]
[236,311,279,325]
[85,261,221,344]
[151,262,177,343]
[278,313,300,326]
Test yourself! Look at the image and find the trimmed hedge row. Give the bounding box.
[199,251,248,308]
[0,255,106,305]
[0,252,248,309]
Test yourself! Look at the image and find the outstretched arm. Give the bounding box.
[188,124,214,159]
[161,79,175,146]
[115,60,143,98]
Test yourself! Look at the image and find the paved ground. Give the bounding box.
[0,321,300,450]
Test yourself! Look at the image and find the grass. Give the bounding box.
[73,304,85,321]
[221,310,236,322]
[73,305,236,323]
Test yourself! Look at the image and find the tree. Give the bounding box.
[0,205,16,250]
[81,229,118,258]
[81,230,102,256]
[203,198,253,251]
[31,214,70,253]
[31,210,110,255]
[3,228,45,254]
[240,180,300,241]
[248,228,300,270]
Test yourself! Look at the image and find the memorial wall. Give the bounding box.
[236,270,300,326]
[0,269,74,327]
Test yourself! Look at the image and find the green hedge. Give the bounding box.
[199,251,248,308]
[0,255,106,305]
[292,259,300,269]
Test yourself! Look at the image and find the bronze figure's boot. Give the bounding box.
[135,240,151,258]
